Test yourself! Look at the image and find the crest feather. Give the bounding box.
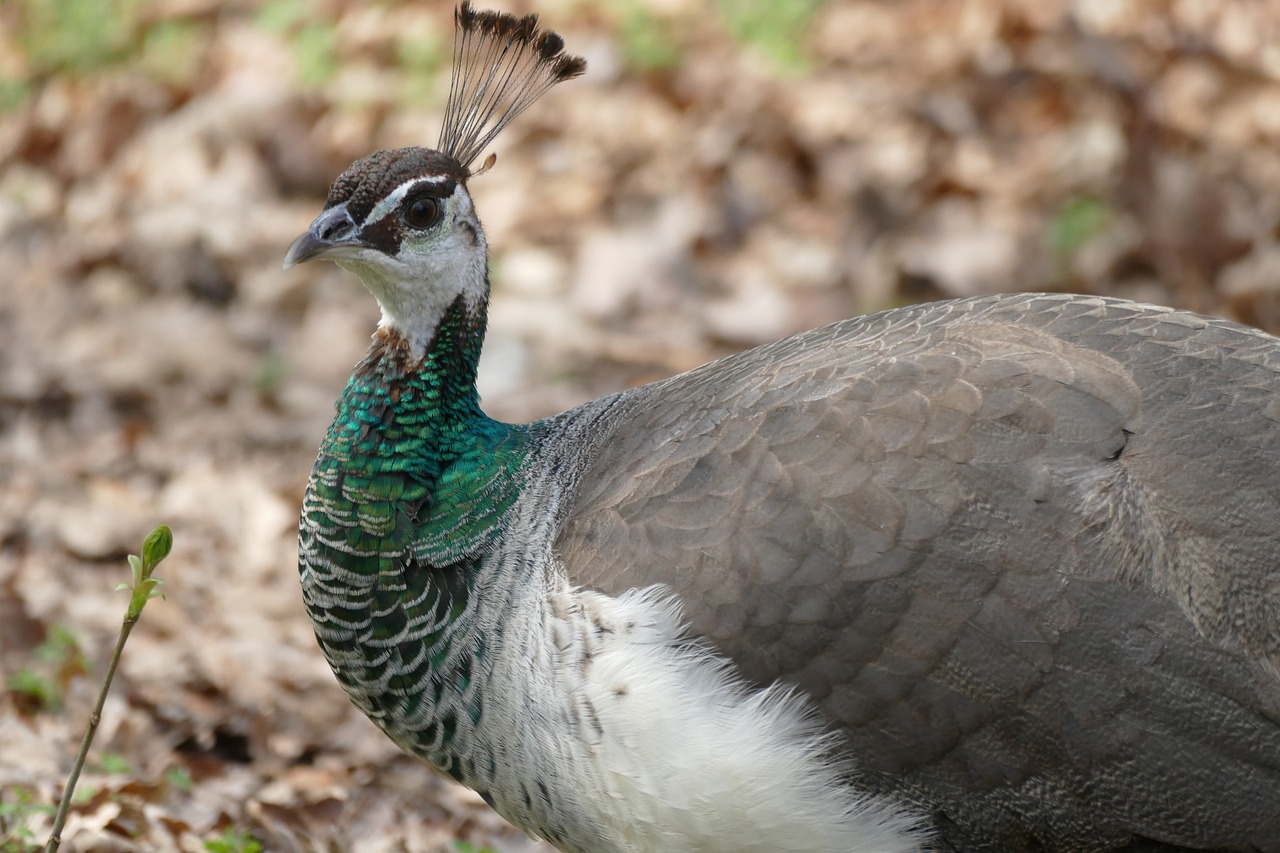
[438,2,586,171]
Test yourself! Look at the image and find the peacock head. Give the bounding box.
[284,2,585,351]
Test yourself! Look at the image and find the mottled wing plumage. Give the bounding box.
[557,293,1280,849]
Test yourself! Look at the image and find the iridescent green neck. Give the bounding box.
[300,296,532,773]
[320,296,528,565]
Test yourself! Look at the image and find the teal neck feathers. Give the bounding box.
[299,294,531,780]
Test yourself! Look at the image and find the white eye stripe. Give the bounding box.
[363,175,454,228]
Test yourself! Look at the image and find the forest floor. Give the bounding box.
[2,0,1279,850]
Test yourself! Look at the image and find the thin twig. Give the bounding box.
[43,618,137,853]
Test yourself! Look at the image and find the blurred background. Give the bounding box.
[2,0,1278,850]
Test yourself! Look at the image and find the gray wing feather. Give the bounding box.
[552,293,1280,850]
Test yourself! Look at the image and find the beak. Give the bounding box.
[282,203,364,270]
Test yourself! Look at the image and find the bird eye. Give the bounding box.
[405,197,440,230]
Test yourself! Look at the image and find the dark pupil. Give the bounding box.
[406,197,438,229]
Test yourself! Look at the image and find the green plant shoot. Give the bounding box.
[44,524,173,853]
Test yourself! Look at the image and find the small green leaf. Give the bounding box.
[128,554,143,585]
[145,578,166,601]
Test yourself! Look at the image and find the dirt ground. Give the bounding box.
[2,1,1279,850]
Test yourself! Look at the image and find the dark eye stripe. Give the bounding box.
[359,213,402,257]
[358,179,455,256]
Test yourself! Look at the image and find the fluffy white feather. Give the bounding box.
[473,533,925,853]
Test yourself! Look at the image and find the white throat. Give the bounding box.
[342,182,489,361]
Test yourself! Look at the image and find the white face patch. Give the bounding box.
[339,179,487,361]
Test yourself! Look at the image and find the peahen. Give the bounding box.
[284,4,1280,851]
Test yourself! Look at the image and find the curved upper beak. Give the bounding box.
[283,203,364,270]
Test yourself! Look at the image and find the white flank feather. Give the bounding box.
[473,533,926,853]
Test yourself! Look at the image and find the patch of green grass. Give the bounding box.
[395,28,447,106]
[164,765,194,794]
[255,0,297,30]
[256,0,339,87]
[619,3,683,73]
[254,349,288,399]
[716,0,825,72]
[0,787,52,853]
[138,19,206,86]
[93,753,133,776]
[0,79,32,115]
[6,668,59,714]
[204,828,263,853]
[293,24,339,87]
[10,0,141,77]
[2,0,214,112]
[6,624,88,714]
[452,842,498,853]
[1047,195,1114,260]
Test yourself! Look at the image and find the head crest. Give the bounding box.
[437,2,586,171]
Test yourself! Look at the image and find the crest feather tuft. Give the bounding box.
[438,2,586,171]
